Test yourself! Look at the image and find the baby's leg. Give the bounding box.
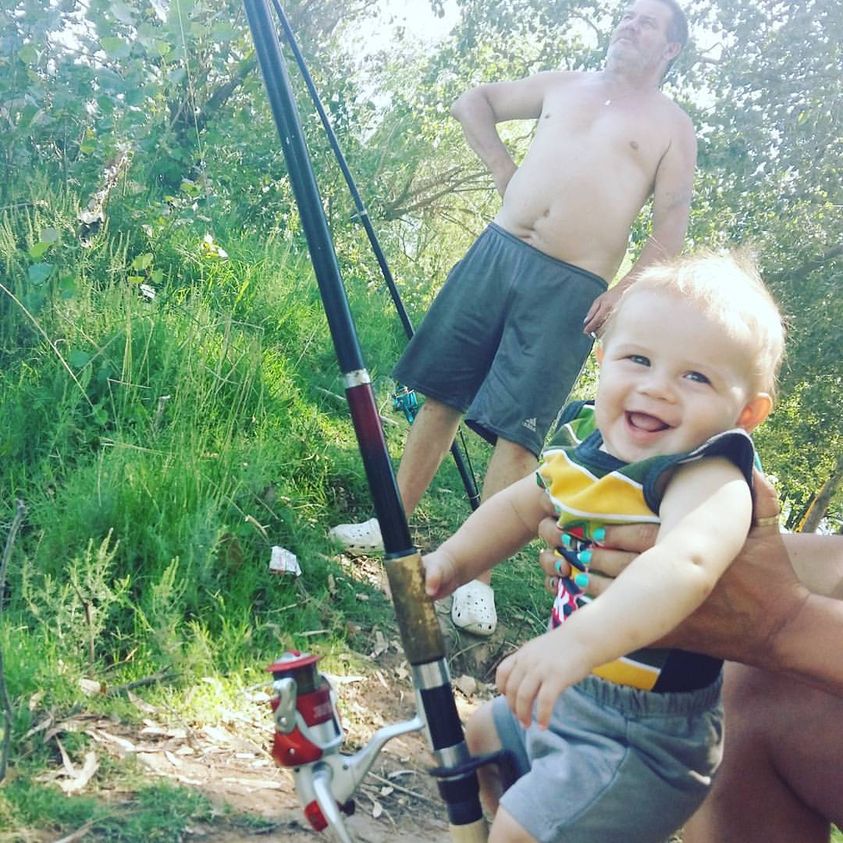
[489,807,540,843]
[465,700,507,815]
[465,701,537,843]
[473,678,722,843]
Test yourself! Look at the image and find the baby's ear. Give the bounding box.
[595,343,604,365]
[737,393,773,432]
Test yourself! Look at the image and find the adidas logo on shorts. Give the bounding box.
[522,417,537,432]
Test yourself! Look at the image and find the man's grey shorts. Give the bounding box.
[392,224,606,457]
[492,675,724,843]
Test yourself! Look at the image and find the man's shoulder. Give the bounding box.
[655,91,694,126]
[533,69,589,87]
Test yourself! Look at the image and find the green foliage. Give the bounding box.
[0,774,215,841]
[0,189,364,685]
[0,3,841,834]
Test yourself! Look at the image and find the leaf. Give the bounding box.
[59,274,78,300]
[100,36,131,60]
[28,263,54,285]
[78,678,105,696]
[41,227,60,243]
[110,0,135,24]
[29,242,51,260]
[454,674,478,696]
[69,350,92,368]
[92,405,109,427]
[131,252,154,271]
[17,44,38,64]
[370,630,388,658]
[57,748,99,794]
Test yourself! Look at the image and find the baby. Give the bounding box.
[424,251,785,843]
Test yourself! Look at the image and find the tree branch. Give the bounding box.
[0,500,26,782]
[768,244,843,283]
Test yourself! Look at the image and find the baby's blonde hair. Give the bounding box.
[604,251,785,397]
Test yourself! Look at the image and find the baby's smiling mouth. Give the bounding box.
[626,411,670,432]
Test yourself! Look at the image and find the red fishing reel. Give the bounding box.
[268,651,346,832]
[267,650,424,840]
[269,651,341,768]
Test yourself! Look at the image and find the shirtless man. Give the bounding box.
[331,0,696,636]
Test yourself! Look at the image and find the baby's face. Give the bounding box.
[595,290,763,463]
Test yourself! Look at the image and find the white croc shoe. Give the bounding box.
[328,517,384,556]
[451,580,497,637]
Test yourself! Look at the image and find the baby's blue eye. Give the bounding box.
[627,354,650,366]
[685,371,711,384]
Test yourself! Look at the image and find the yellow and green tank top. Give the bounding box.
[539,401,756,693]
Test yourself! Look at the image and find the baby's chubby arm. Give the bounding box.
[497,456,753,728]
[424,473,553,600]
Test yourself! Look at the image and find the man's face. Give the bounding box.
[608,0,680,71]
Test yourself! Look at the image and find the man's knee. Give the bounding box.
[483,437,538,498]
[492,436,534,459]
[419,394,459,413]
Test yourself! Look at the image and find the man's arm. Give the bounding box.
[787,532,843,598]
[537,473,843,695]
[451,72,560,197]
[500,459,752,727]
[582,110,697,335]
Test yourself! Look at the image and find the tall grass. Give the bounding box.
[0,183,553,839]
[0,186,412,704]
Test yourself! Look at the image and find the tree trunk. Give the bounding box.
[799,453,843,533]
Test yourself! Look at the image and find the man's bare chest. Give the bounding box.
[534,94,669,168]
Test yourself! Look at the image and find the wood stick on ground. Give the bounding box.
[0,500,26,781]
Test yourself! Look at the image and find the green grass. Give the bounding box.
[0,183,552,837]
[2,177,839,843]
[0,770,278,841]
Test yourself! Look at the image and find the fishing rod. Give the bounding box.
[242,1,490,839]
[269,0,481,511]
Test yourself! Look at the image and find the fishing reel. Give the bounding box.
[391,385,419,424]
[268,651,424,842]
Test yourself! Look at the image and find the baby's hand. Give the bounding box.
[422,550,459,601]
[496,633,591,729]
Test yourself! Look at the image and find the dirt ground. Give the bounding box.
[20,572,690,843]
[24,578,507,843]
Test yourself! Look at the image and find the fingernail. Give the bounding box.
[591,527,606,542]
[578,549,592,566]
[574,572,589,589]
[561,534,572,548]
[554,559,564,575]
